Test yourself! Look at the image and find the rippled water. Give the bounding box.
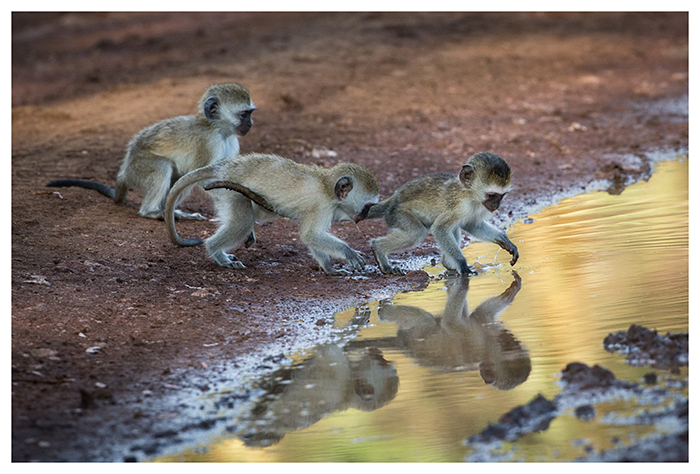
[160,158,688,462]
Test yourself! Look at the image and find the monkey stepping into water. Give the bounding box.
[366,151,519,276]
[165,153,380,276]
[47,83,256,221]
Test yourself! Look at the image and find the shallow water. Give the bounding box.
[160,158,688,462]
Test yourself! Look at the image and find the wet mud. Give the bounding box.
[604,324,688,374]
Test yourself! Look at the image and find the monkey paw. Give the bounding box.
[387,266,407,276]
[508,247,519,266]
[213,254,246,269]
[329,268,353,276]
[175,210,207,221]
[346,251,366,271]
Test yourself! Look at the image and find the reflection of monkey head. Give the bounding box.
[479,328,531,390]
[348,347,399,412]
[236,344,398,448]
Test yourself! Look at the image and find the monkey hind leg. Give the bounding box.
[371,215,427,275]
[129,160,175,220]
[114,179,128,204]
[205,192,254,269]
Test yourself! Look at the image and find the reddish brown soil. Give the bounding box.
[11,12,688,461]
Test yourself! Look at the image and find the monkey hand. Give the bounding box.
[507,245,519,266]
[345,249,366,272]
[498,240,519,266]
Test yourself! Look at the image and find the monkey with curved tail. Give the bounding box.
[165,153,380,276]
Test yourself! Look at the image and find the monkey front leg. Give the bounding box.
[432,225,474,276]
[465,222,519,265]
[440,227,464,273]
[301,226,365,275]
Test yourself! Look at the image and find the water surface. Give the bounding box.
[161,158,688,462]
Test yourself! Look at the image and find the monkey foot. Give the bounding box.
[381,266,406,276]
[175,210,207,221]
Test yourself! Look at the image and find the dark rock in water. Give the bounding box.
[560,362,619,389]
[643,372,657,385]
[603,324,688,373]
[575,405,595,421]
[465,394,557,444]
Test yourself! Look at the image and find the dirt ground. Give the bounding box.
[11,12,688,462]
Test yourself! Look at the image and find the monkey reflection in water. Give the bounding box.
[375,272,529,390]
[231,273,526,447]
[233,341,399,448]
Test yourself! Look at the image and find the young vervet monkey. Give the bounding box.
[47,83,255,220]
[164,153,380,276]
[366,151,519,276]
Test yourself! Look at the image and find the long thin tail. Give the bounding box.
[364,198,392,220]
[46,179,116,200]
[165,166,217,247]
[203,180,276,214]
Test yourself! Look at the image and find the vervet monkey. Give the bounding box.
[164,153,380,276]
[366,152,519,276]
[47,83,255,220]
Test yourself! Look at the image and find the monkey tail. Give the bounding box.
[364,199,391,220]
[165,166,216,247]
[46,179,116,200]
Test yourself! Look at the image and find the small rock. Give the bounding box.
[642,372,657,385]
[575,405,596,421]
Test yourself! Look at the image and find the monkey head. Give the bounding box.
[200,83,256,136]
[460,152,512,213]
[329,163,380,223]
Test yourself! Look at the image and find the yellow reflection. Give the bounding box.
[159,159,687,462]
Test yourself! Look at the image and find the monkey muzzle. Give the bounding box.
[483,192,504,213]
[238,121,252,136]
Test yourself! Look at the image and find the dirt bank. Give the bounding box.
[11,12,688,461]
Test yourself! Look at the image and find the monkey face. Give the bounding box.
[482,192,505,212]
[236,109,254,136]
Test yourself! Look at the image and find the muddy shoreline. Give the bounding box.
[11,12,688,461]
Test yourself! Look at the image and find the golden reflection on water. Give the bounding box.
[161,159,687,462]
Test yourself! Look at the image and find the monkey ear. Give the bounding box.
[459,164,476,188]
[203,96,220,120]
[334,176,354,200]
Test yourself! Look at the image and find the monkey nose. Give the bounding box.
[483,194,503,212]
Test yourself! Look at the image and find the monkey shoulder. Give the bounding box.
[131,115,198,149]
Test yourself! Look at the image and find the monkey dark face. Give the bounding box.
[483,192,505,212]
[237,109,254,136]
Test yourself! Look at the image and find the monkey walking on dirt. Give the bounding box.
[47,82,256,221]
[165,152,380,276]
[365,151,519,276]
